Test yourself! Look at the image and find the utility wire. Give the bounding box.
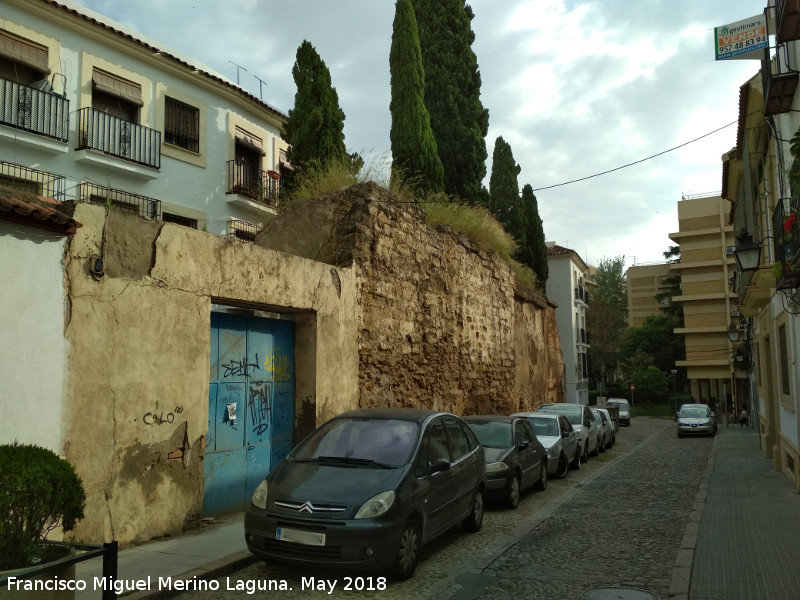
[530,120,738,192]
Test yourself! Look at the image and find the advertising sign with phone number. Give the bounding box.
[715,14,768,61]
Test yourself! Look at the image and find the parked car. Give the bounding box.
[536,403,599,463]
[513,411,580,477]
[591,407,614,451]
[676,403,718,437]
[463,415,548,508]
[606,398,631,426]
[244,408,486,580]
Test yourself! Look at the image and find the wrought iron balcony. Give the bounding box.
[78,182,161,220]
[77,107,161,169]
[773,199,800,289]
[226,160,280,207]
[775,0,800,44]
[227,219,261,243]
[0,77,69,141]
[0,160,65,201]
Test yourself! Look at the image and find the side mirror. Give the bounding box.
[430,458,451,475]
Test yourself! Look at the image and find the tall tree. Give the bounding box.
[389,0,445,193]
[282,40,347,172]
[488,136,521,233]
[518,184,548,288]
[656,245,683,324]
[587,256,628,387]
[412,0,489,204]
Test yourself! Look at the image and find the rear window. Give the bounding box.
[538,405,581,425]
[293,418,419,467]
[529,416,559,437]
[465,421,513,448]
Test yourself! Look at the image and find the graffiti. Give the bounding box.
[222,353,260,378]
[142,406,183,425]
[249,382,272,435]
[264,348,291,381]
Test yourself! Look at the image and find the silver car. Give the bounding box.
[591,407,615,451]
[513,412,580,477]
[676,403,717,437]
[535,403,600,463]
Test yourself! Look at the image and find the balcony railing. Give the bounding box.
[0,78,69,141]
[0,160,65,201]
[773,199,800,289]
[228,219,261,243]
[226,160,280,207]
[78,183,161,220]
[77,107,161,169]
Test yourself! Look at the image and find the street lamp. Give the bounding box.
[733,228,761,272]
[727,322,741,342]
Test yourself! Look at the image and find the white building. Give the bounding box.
[545,243,590,405]
[0,0,289,241]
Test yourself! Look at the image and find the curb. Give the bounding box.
[667,432,717,599]
[122,551,259,600]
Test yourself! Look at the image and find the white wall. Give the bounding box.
[0,221,69,452]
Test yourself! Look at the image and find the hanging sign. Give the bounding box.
[715,14,768,61]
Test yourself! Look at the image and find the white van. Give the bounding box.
[606,398,631,426]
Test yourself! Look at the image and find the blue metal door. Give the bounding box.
[204,312,295,516]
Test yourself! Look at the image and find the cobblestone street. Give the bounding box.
[162,417,710,599]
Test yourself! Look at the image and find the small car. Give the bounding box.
[244,408,486,580]
[463,415,548,509]
[536,403,600,463]
[606,398,631,426]
[591,407,615,451]
[676,403,717,437]
[513,411,580,477]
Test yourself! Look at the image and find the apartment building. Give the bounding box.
[723,0,800,491]
[626,262,677,327]
[546,244,590,405]
[0,0,289,241]
[668,194,741,413]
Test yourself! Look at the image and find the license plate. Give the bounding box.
[276,526,326,546]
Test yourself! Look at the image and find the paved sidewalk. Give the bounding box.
[689,426,800,600]
[74,513,253,599]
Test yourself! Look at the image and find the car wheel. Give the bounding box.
[506,473,521,509]
[462,488,484,532]
[556,452,569,478]
[598,437,606,454]
[391,520,420,580]
[571,446,581,470]
[582,442,589,463]
[535,462,547,491]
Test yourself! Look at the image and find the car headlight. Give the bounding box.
[251,480,268,510]
[355,490,395,519]
[485,461,510,473]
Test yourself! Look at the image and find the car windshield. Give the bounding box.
[539,406,581,425]
[466,421,513,448]
[292,418,419,467]
[529,417,559,437]
[680,408,709,419]
[607,401,628,410]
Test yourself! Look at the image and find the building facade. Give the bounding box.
[1,0,289,242]
[546,244,590,405]
[626,262,677,327]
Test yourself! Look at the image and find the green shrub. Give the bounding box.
[0,442,86,569]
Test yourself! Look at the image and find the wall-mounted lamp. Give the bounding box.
[733,228,761,272]
[727,322,740,342]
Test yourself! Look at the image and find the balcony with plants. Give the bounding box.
[773,199,800,290]
[226,160,281,208]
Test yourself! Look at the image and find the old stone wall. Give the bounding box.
[338,183,564,413]
[262,182,565,415]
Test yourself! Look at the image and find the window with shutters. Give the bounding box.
[164,96,199,152]
[0,29,49,85]
[91,68,141,122]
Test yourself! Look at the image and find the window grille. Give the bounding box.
[164,97,199,152]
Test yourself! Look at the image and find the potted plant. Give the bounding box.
[783,212,798,261]
[0,442,85,598]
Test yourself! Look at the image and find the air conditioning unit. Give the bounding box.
[725,246,735,255]
[731,309,740,317]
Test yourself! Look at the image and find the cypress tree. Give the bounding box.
[412,0,489,204]
[282,40,347,172]
[389,0,445,193]
[519,184,549,288]
[488,136,521,234]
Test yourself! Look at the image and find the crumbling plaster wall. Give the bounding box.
[63,203,358,545]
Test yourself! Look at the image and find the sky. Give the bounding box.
[68,0,763,269]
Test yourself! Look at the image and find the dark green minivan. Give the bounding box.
[244,408,486,579]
